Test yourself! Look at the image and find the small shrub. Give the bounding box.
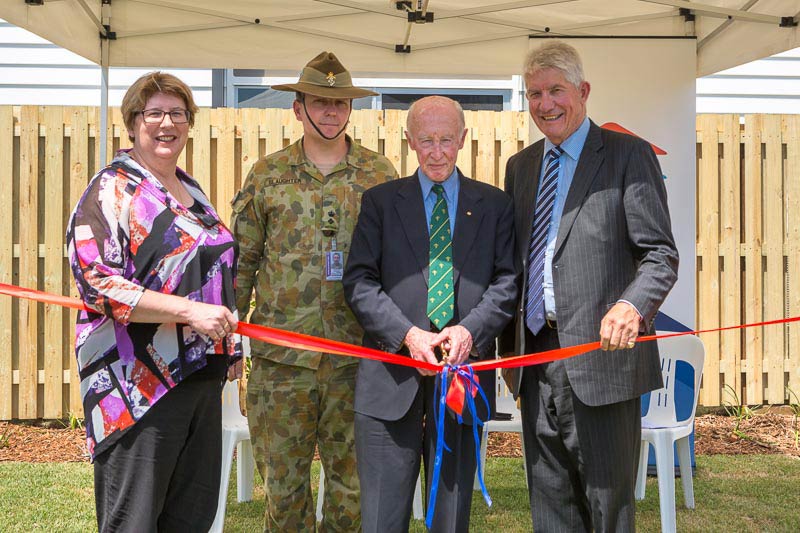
[68,412,84,431]
[0,425,12,448]
[722,384,760,439]
[786,387,800,448]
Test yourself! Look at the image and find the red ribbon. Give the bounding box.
[0,282,440,372]
[3,281,800,403]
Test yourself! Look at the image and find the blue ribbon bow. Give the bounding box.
[426,364,492,528]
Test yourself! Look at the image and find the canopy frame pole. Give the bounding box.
[697,0,759,51]
[100,61,109,166]
[75,0,107,36]
[116,21,250,39]
[134,0,259,22]
[99,0,112,167]
[642,0,785,25]
[438,0,575,20]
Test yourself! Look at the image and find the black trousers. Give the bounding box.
[355,376,481,533]
[93,358,226,533]
[520,327,640,533]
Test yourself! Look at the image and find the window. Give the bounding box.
[223,70,521,111]
[236,87,294,108]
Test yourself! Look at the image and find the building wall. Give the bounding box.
[0,19,212,106]
[697,48,800,114]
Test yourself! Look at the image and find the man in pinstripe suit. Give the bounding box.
[500,41,679,532]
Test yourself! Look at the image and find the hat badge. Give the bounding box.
[326,72,336,87]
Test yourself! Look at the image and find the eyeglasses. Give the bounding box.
[139,108,191,124]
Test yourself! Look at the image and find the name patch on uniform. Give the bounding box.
[265,178,302,186]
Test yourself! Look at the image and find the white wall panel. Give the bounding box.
[0,20,211,106]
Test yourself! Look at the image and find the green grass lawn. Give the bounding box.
[1,455,799,532]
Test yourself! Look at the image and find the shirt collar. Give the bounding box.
[544,116,590,161]
[417,167,459,203]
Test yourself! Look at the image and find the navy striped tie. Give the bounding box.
[526,146,563,335]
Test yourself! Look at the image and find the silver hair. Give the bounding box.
[523,41,585,88]
[406,95,466,135]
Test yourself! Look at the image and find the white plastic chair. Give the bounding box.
[475,371,525,491]
[317,465,424,521]
[210,340,255,533]
[635,333,705,533]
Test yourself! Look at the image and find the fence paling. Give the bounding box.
[0,106,13,420]
[18,106,39,419]
[698,114,720,407]
[763,115,784,405]
[43,106,64,419]
[787,117,800,397]
[68,106,90,416]
[215,108,237,226]
[719,114,741,407]
[744,115,764,404]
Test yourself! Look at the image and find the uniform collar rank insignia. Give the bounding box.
[326,71,336,86]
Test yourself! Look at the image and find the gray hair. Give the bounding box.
[406,95,466,135]
[523,41,585,88]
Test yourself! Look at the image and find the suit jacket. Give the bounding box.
[343,170,518,421]
[499,121,679,407]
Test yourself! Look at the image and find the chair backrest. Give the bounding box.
[241,335,251,359]
[643,333,705,428]
[494,371,521,419]
[222,379,248,426]
[221,335,249,426]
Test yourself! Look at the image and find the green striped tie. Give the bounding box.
[427,184,454,328]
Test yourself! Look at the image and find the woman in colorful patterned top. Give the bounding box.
[66,72,241,532]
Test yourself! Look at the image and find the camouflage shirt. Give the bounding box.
[231,136,397,369]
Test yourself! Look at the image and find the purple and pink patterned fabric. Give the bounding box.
[67,151,240,459]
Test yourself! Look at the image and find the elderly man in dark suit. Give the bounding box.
[500,41,679,532]
[343,95,517,533]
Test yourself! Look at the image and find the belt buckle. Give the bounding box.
[545,317,557,330]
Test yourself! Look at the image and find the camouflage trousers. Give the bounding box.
[247,355,360,532]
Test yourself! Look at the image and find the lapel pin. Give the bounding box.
[466,211,472,216]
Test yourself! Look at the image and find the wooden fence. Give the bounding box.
[696,115,800,407]
[2,107,799,419]
[0,106,531,420]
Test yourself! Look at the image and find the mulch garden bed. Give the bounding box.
[0,420,88,462]
[2,413,799,463]
[695,412,800,457]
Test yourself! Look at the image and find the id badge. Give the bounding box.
[326,250,344,281]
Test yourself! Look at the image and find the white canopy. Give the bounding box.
[2,0,799,77]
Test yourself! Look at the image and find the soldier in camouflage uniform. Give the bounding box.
[231,52,398,532]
